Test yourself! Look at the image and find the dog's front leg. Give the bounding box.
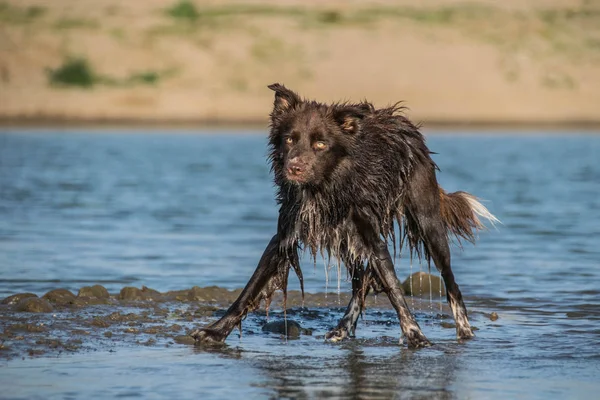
[326,262,370,342]
[371,242,432,348]
[191,234,285,344]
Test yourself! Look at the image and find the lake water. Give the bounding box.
[1,129,599,399]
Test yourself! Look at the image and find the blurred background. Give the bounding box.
[1,0,599,125]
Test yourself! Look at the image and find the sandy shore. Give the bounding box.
[1,0,599,127]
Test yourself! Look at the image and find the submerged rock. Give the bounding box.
[42,289,76,305]
[174,335,196,345]
[402,272,446,297]
[119,287,144,301]
[119,286,162,301]
[187,286,206,301]
[2,293,38,305]
[78,285,110,299]
[15,298,54,313]
[141,286,162,300]
[261,320,312,338]
[194,305,219,317]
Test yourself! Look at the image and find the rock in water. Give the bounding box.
[78,285,110,299]
[15,297,54,313]
[42,289,76,305]
[119,286,162,301]
[261,320,312,338]
[2,293,38,305]
[402,271,446,297]
[119,287,144,301]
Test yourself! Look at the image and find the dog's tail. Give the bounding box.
[439,188,499,244]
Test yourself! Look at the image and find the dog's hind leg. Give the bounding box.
[371,242,431,348]
[417,220,474,339]
[190,234,287,344]
[406,169,475,340]
[325,260,369,342]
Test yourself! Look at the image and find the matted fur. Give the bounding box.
[268,84,493,284]
[190,83,497,347]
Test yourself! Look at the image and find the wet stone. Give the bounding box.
[28,349,45,357]
[141,286,162,300]
[489,312,499,321]
[42,289,76,305]
[261,320,312,338]
[9,323,47,333]
[174,335,196,345]
[187,286,206,301]
[36,339,62,349]
[119,287,144,301]
[15,297,54,313]
[89,318,110,328]
[194,305,219,317]
[402,272,446,297]
[119,286,162,301]
[78,285,110,299]
[2,293,38,305]
[440,321,456,329]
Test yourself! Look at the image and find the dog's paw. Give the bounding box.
[325,327,349,343]
[403,330,432,349]
[190,328,227,345]
[456,326,475,340]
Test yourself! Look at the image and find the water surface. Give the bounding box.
[1,129,599,399]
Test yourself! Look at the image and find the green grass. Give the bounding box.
[46,57,97,88]
[53,17,99,30]
[46,57,175,88]
[166,0,200,22]
[0,2,45,24]
[127,71,161,85]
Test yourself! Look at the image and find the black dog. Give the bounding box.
[191,83,497,348]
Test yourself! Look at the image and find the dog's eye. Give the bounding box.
[285,137,294,145]
[314,141,328,150]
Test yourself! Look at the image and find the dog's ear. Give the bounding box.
[333,105,369,134]
[268,83,301,116]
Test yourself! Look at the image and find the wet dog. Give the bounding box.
[191,83,497,348]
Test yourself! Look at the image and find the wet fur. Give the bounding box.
[190,83,497,347]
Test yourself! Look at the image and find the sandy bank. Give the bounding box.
[1,0,599,127]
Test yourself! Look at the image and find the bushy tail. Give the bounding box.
[439,188,499,244]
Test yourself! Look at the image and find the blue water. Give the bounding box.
[1,129,600,399]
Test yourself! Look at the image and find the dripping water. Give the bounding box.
[337,259,341,298]
[439,269,443,314]
[324,259,329,299]
[409,258,414,308]
[419,260,423,299]
[428,264,433,317]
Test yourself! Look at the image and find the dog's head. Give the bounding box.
[268,83,371,187]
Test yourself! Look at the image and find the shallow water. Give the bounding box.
[1,129,600,399]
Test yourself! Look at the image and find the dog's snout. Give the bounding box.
[287,157,307,176]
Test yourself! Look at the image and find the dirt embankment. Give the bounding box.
[1,0,599,127]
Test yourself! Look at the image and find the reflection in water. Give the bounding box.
[196,336,462,399]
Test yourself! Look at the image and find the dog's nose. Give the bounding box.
[287,158,306,175]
